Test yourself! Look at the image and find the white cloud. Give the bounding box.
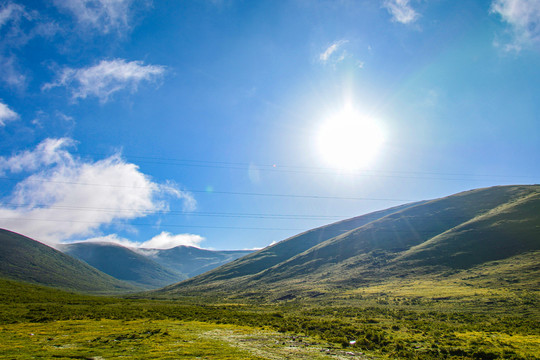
[490,0,540,51]
[0,101,18,126]
[319,40,348,63]
[70,233,135,247]
[73,231,205,250]
[139,231,205,249]
[43,59,165,102]
[0,138,195,245]
[0,138,73,173]
[53,0,134,34]
[383,0,419,24]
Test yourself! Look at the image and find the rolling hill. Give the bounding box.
[155,185,540,301]
[0,229,138,294]
[60,242,184,289]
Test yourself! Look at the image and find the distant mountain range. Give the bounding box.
[155,185,540,301]
[59,242,182,289]
[0,229,253,292]
[60,242,253,289]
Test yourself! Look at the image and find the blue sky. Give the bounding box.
[0,0,538,250]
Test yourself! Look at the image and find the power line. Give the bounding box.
[0,176,415,202]
[0,217,305,231]
[0,216,486,234]
[1,202,348,220]
[81,152,537,181]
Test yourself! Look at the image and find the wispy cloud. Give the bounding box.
[383,0,419,24]
[53,0,134,34]
[490,0,540,51]
[0,138,195,245]
[0,2,28,30]
[72,232,205,250]
[320,40,348,63]
[0,2,28,88]
[43,59,166,102]
[0,2,60,88]
[0,2,57,45]
[0,101,18,126]
[0,55,26,88]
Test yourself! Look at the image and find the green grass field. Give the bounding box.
[0,319,385,359]
[1,277,539,359]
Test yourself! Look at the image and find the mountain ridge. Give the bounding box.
[60,242,253,289]
[175,200,426,286]
[0,229,138,294]
[60,242,184,289]
[155,185,540,300]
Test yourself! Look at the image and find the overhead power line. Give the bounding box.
[0,217,305,231]
[82,152,537,181]
[1,202,348,220]
[0,216,486,234]
[0,176,415,202]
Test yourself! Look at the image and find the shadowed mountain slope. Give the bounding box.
[0,229,138,294]
[149,246,254,278]
[60,243,254,289]
[60,242,184,289]
[156,185,540,299]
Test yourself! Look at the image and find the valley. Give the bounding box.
[2,1,539,358]
[0,185,539,359]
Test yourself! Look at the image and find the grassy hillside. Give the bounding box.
[155,185,540,300]
[395,190,540,269]
[169,201,424,287]
[0,229,138,294]
[61,242,184,289]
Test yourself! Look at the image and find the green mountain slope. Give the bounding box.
[0,229,138,294]
[60,242,184,289]
[172,201,424,286]
[395,189,540,269]
[156,185,540,299]
[255,185,540,282]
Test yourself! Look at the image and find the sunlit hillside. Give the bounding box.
[155,185,540,302]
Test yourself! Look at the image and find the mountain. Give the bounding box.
[60,242,184,289]
[163,201,424,286]
[155,185,540,300]
[149,246,254,278]
[60,243,253,289]
[0,229,138,294]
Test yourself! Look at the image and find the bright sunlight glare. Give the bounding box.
[317,107,385,171]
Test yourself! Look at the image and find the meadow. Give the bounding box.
[1,277,538,359]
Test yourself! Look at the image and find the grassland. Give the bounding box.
[0,319,384,359]
[1,277,538,359]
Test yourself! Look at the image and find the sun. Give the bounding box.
[316,107,384,171]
